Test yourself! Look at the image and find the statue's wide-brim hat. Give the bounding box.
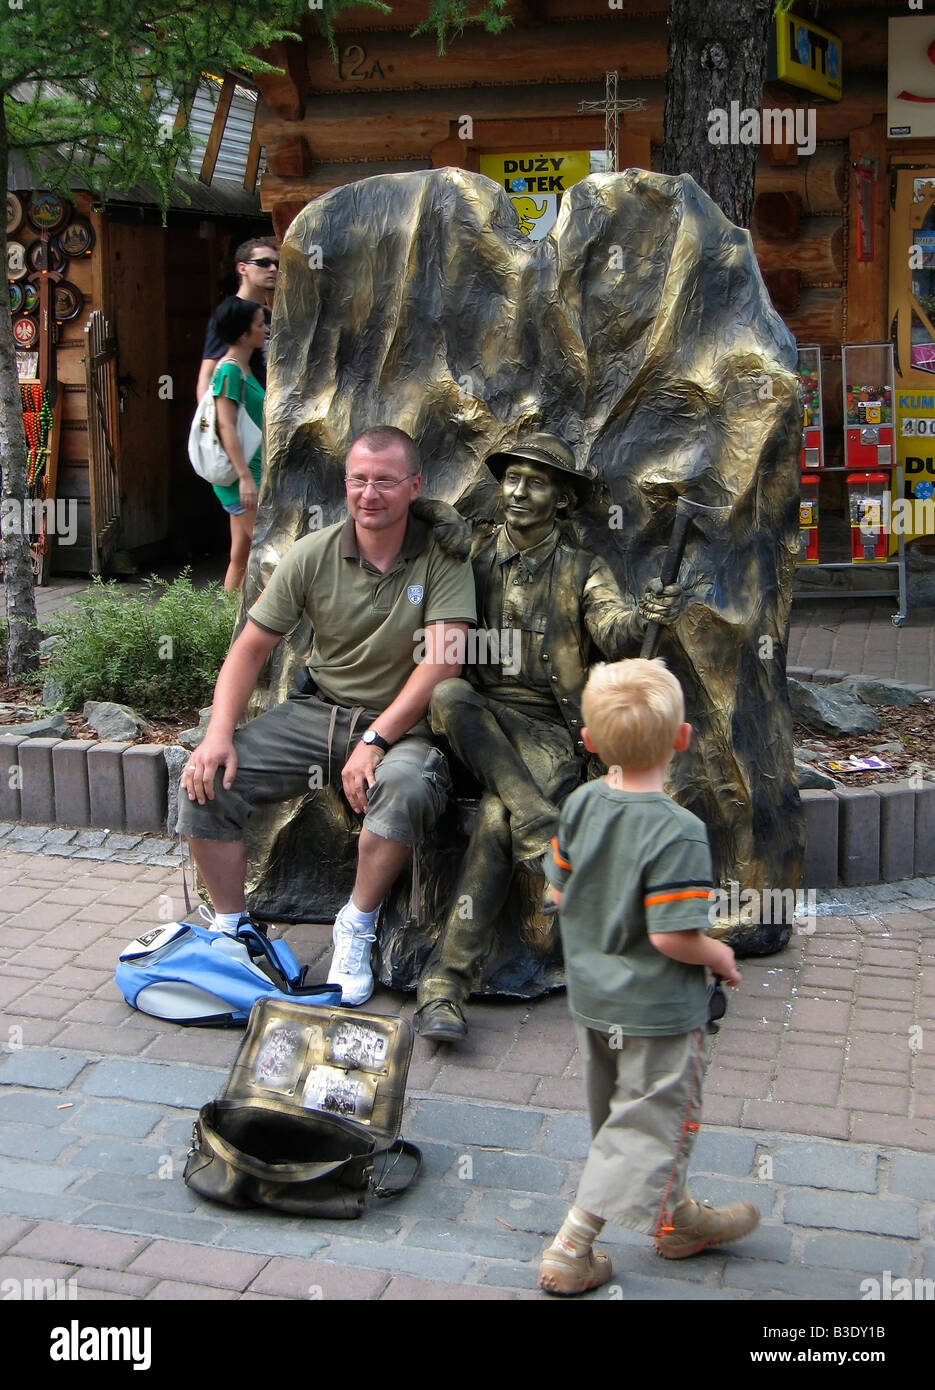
[485,432,597,502]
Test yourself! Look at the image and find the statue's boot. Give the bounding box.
[415,793,513,1042]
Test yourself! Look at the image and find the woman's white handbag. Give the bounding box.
[188,360,263,487]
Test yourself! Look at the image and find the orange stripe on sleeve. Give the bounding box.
[551,837,572,872]
[644,889,711,907]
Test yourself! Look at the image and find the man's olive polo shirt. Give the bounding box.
[248,516,476,713]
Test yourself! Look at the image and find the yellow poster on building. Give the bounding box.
[895,387,935,545]
[479,151,591,241]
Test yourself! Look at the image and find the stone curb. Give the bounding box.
[0,693,932,887]
[789,669,935,888]
[0,734,171,835]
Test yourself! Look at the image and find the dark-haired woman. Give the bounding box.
[211,296,268,592]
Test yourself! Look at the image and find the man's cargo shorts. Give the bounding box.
[175,688,452,847]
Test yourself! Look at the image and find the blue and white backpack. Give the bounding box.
[115,913,340,1026]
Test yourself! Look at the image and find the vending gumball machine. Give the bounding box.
[843,342,894,471]
[796,346,823,471]
[847,472,889,562]
[799,474,820,563]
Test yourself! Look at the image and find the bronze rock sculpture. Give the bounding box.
[241,166,804,993]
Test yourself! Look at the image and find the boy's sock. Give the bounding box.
[546,1206,605,1258]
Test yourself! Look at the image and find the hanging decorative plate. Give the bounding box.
[12,314,38,346]
[7,193,23,235]
[26,239,67,274]
[9,283,24,313]
[53,280,83,322]
[27,191,70,234]
[21,281,39,313]
[57,216,95,258]
[7,241,27,281]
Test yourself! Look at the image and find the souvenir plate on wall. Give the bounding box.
[57,216,94,258]
[27,239,66,275]
[53,280,83,322]
[7,242,27,280]
[12,314,38,347]
[9,283,24,313]
[27,192,70,234]
[21,282,39,313]
[7,193,23,236]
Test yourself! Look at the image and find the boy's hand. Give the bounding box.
[709,942,741,988]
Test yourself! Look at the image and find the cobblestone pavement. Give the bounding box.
[0,841,933,1301]
[788,598,935,688]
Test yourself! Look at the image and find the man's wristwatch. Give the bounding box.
[361,729,391,753]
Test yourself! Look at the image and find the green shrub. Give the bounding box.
[44,572,238,717]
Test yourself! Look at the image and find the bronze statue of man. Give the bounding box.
[413,432,683,1042]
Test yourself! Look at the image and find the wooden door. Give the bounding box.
[84,310,121,573]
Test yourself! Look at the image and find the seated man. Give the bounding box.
[414,432,683,1042]
[178,426,476,1006]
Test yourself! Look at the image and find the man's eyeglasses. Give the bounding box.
[247,257,279,268]
[345,473,417,493]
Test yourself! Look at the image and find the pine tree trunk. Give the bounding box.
[662,0,774,229]
[0,103,41,677]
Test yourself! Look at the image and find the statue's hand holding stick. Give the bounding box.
[639,496,731,658]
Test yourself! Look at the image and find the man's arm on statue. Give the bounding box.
[374,621,469,743]
[340,620,468,813]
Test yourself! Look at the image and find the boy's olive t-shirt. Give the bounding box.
[545,782,713,1036]
[248,516,477,714]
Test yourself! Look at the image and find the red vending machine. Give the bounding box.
[799,474,820,563]
[796,346,823,472]
[843,342,894,472]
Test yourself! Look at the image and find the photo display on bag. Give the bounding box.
[302,1065,377,1121]
[251,1023,310,1092]
[246,1013,390,1120]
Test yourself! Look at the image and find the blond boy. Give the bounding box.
[539,658,759,1296]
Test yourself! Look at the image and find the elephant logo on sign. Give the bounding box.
[510,195,548,236]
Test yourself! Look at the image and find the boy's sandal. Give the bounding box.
[538,1244,613,1297]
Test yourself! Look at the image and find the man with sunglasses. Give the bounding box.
[177,426,476,1008]
[196,237,279,400]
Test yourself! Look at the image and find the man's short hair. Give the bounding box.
[234,236,278,268]
[582,658,684,772]
[351,426,421,475]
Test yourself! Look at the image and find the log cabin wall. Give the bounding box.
[253,0,897,466]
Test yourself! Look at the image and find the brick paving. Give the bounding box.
[788,597,935,688]
[0,843,933,1301]
[1,580,934,1302]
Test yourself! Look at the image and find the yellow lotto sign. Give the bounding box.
[479,151,590,242]
[773,14,842,102]
[894,389,935,545]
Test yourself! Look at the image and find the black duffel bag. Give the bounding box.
[184,999,421,1218]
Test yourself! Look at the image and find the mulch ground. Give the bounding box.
[0,666,931,784]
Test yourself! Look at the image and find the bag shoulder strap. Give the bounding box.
[213,356,248,405]
[371,1138,422,1199]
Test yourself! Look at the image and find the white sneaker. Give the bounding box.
[329,906,376,1007]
